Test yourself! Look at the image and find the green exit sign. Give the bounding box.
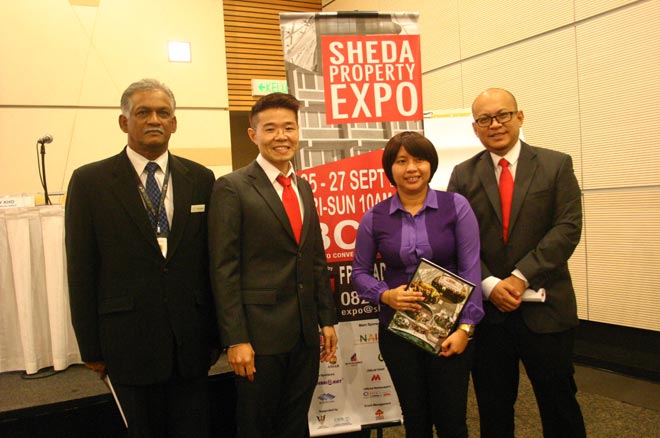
[251,79,289,96]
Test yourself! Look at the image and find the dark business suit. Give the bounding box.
[65,148,217,436]
[208,160,337,437]
[448,141,585,437]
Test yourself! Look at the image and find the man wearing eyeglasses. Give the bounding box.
[448,88,585,438]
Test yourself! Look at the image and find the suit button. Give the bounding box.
[298,284,304,289]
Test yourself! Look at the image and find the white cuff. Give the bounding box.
[512,269,529,288]
[481,276,500,300]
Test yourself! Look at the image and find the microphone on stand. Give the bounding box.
[36,134,53,205]
[37,134,53,145]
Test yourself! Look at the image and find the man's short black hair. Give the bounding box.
[249,93,300,128]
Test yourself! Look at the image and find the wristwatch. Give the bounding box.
[457,323,475,340]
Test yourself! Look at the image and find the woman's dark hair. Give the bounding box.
[382,131,439,186]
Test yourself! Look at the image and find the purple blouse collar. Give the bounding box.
[388,188,440,215]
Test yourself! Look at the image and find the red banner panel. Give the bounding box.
[321,34,423,124]
[299,150,395,262]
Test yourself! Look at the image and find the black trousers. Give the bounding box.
[112,374,210,438]
[379,325,474,438]
[234,339,319,438]
[472,311,586,438]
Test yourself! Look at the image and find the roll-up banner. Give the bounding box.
[279,12,423,435]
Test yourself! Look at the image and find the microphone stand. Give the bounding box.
[38,140,51,205]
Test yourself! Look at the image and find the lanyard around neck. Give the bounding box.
[136,161,171,226]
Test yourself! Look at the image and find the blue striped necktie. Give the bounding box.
[145,162,169,234]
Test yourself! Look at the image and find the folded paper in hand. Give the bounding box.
[104,375,128,428]
[522,288,546,303]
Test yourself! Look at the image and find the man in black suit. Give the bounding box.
[447,88,586,438]
[208,93,338,438]
[65,78,218,437]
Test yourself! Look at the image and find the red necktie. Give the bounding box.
[276,175,302,244]
[498,158,514,243]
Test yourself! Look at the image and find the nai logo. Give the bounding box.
[318,393,336,401]
[375,409,385,420]
[371,374,381,382]
[350,353,358,362]
[316,415,326,425]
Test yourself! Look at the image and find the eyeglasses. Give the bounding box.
[474,111,517,127]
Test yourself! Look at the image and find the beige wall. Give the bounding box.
[0,0,232,197]
[325,1,660,331]
[2,0,659,330]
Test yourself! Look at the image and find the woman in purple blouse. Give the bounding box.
[352,131,484,438]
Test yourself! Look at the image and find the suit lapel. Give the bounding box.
[509,142,537,236]
[295,175,314,246]
[108,150,162,255]
[247,162,297,243]
[476,152,502,223]
[166,153,192,261]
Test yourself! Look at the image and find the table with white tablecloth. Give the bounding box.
[0,205,82,374]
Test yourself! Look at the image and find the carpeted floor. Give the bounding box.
[1,360,659,437]
[375,366,660,438]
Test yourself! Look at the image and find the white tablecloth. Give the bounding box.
[0,205,81,374]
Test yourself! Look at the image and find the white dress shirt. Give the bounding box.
[126,146,174,227]
[256,154,304,222]
[482,139,529,298]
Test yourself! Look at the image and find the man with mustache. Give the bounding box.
[65,78,218,437]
